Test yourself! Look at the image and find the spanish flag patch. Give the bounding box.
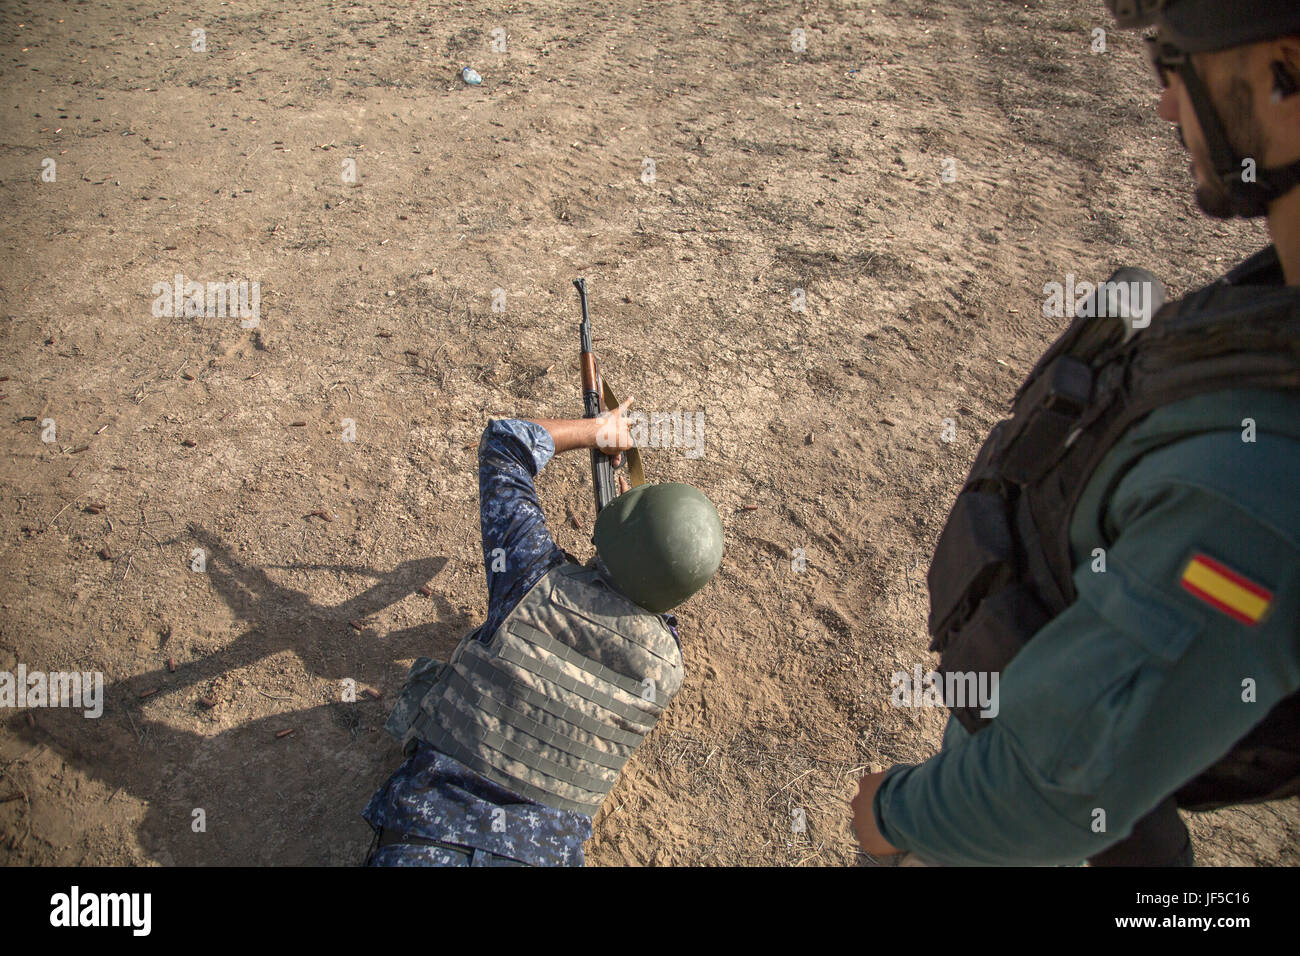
[1179,552,1273,626]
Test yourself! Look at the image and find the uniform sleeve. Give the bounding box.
[477,420,567,640]
[874,429,1300,866]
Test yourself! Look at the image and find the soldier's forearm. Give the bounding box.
[531,417,599,455]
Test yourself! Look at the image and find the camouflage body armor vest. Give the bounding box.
[927,249,1300,810]
[386,561,684,816]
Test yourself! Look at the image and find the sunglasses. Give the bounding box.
[1144,35,1188,89]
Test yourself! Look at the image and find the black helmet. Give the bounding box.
[1105,0,1300,217]
[1106,0,1300,53]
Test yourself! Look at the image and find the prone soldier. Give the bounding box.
[363,402,723,866]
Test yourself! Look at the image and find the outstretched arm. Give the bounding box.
[532,396,637,460]
[475,399,639,637]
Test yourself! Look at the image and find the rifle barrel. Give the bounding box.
[575,278,616,513]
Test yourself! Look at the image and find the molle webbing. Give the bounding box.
[399,562,683,816]
[924,262,1300,808]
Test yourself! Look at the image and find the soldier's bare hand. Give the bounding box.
[851,770,902,857]
[594,396,637,458]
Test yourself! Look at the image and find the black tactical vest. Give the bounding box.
[927,247,1300,811]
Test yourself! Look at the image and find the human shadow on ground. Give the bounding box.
[2,526,477,865]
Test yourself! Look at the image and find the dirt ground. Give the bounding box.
[0,0,1295,867]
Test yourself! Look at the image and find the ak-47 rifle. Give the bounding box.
[574,277,644,514]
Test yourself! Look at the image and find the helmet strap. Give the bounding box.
[1176,57,1300,217]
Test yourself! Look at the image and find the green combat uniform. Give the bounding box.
[876,247,1300,866]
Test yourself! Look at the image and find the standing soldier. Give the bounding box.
[364,403,723,866]
[853,0,1300,865]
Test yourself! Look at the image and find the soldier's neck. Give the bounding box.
[1269,189,1300,286]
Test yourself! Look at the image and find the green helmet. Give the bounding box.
[592,482,723,613]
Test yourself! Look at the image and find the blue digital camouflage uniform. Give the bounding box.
[363,419,676,866]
